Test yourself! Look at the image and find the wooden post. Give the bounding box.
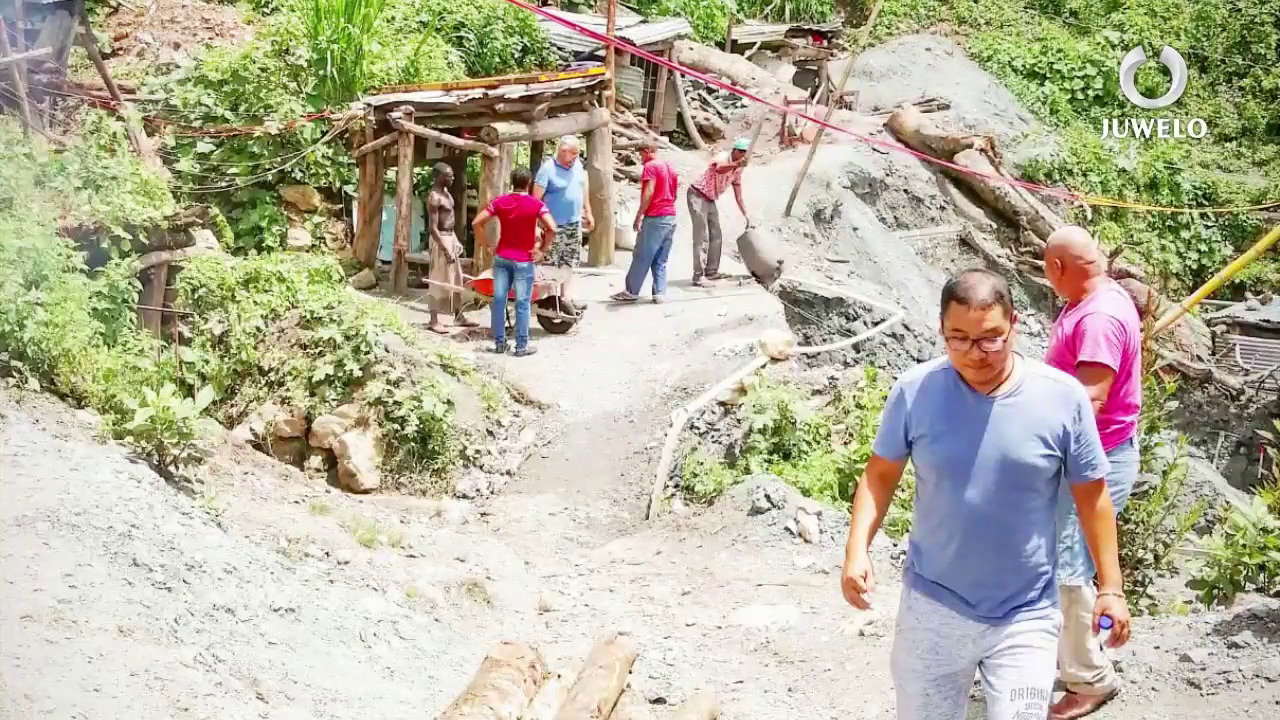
[671,72,705,150]
[605,0,617,111]
[447,153,469,250]
[0,19,36,136]
[475,148,502,273]
[354,119,386,269]
[138,262,169,337]
[586,123,616,267]
[651,49,670,130]
[782,0,883,217]
[528,140,544,190]
[724,17,733,53]
[392,124,415,293]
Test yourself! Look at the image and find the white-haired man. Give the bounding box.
[534,135,594,313]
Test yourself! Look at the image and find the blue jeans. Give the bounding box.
[490,256,534,349]
[1056,436,1139,585]
[625,216,677,296]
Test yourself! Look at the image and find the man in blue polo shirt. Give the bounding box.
[534,135,594,314]
[841,269,1131,720]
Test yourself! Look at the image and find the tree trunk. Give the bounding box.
[479,108,611,145]
[671,40,802,99]
[555,633,637,720]
[354,122,386,269]
[670,693,717,720]
[585,124,616,267]
[392,128,415,293]
[438,641,547,720]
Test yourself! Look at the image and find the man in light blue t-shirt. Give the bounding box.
[533,135,594,313]
[841,269,1132,720]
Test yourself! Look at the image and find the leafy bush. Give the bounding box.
[1191,499,1280,605]
[119,384,216,476]
[382,0,556,78]
[633,0,731,45]
[174,253,463,480]
[678,367,915,538]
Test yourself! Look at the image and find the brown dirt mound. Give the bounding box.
[98,0,252,74]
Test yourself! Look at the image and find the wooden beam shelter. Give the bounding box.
[350,70,618,290]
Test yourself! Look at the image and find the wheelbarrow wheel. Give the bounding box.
[537,314,576,334]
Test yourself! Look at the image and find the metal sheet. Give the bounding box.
[540,10,690,55]
[615,63,645,106]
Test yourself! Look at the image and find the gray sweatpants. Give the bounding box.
[686,188,722,280]
[891,586,1061,720]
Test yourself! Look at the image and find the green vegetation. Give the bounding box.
[345,513,406,548]
[632,0,836,45]
[680,367,915,538]
[862,0,1280,296]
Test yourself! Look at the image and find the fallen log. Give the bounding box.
[555,633,637,720]
[670,73,706,150]
[438,641,547,720]
[671,693,718,720]
[672,40,803,99]
[391,115,499,159]
[520,672,569,720]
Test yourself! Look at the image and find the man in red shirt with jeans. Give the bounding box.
[613,140,679,303]
[471,167,556,356]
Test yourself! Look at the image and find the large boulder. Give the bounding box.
[270,405,308,439]
[278,185,325,212]
[308,414,350,450]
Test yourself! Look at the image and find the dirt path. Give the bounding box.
[3,150,1279,719]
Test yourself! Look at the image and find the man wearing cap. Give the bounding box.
[687,138,751,287]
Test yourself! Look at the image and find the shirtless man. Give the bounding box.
[424,163,477,333]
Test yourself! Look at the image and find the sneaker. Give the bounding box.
[652,295,666,304]
[611,291,639,302]
[491,342,508,354]
[691,277,713,288]
[513,345,538,357]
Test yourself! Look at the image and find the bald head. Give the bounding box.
[1044,225,1106,301]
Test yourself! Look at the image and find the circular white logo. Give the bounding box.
[1119,46,1188,110]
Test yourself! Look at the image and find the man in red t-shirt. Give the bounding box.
[471,167,556,356]
[612,141,679,303]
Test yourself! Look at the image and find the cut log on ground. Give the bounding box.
[479,108,611,145]
[607,688,651,720]
[555,633,638,720]
[438,641,548,720]
[670,693,718,720]
[520,672,569,720]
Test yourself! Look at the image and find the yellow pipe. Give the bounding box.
[1148,224,1280,338]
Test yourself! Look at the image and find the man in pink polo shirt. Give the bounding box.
[1042,226,1142,720]
[687,137,750,287]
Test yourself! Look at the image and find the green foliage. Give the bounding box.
[174,253,463,481]
[382,0,556,78]
[679,367,914,538]
[634,0,731,45]
[1191,498,1280,605]
[867,0,1280,296]
[119,384,216,475]
[301,0,390,105]
[221,189,291,253]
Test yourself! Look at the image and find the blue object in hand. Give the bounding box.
[1098,615,1114,630]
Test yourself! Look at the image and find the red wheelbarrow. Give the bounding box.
[465,267,581,335]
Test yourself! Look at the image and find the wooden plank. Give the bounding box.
[0,45,52,66]
[478,108,611,145]
[372,66,607,96]
[392,127,415,293]
[585,122,616,267]
[390,115,499,158]
[650,51,669,129]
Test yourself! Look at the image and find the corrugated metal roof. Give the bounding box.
[539,9,690,55]
[730,19,843,44]
[1220,334,1280,393]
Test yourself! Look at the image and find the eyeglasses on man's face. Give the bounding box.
[943,331,1011,353]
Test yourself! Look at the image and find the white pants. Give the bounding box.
[891,587,1061,720]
